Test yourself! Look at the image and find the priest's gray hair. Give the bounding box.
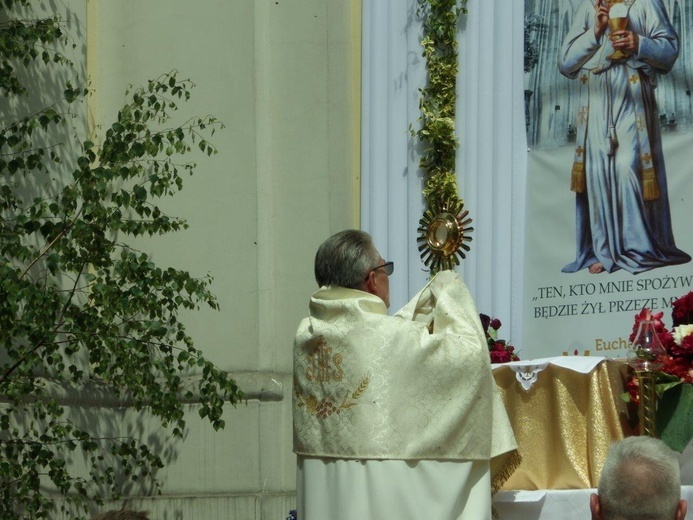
[598,436,681,520]
[314,229,380,290]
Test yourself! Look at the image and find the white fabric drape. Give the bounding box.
[361,0,527,344]
[297,458,491,520]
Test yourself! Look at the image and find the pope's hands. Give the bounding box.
[611,29,639,54]
[594,1,609,39]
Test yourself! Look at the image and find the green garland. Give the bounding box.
[414,0,467,209]
[412,0,472,274]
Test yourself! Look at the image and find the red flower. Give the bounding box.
[490,349,512,364]
[480,314,520,364]
[491,341,506,351]
[659,329,676,352]
[670,334,693,359]
[672,291,693,327]
[661,356,693,384]
[626,303,693,401]
[479,314,491,333]
[626,377,640,404]
[629,309,667,342]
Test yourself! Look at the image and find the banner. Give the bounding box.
[522,0,693,359]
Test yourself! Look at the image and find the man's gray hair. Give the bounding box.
[598,436,681,520]
[314,230,380,289]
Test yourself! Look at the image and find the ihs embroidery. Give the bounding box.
[305,335,343,382]
[295,335,370,419]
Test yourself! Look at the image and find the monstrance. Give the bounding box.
[417,197,474,273]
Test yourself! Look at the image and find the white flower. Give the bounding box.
[672,324,693,345]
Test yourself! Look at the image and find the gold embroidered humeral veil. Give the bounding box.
[293,271,517,474]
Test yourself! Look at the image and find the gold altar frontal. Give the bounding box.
[493,358,635,490]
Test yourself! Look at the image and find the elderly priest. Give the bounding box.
[293,230,518,520]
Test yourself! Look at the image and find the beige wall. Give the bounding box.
[81,0,360,517]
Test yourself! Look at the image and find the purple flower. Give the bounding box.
[479,313,491,332]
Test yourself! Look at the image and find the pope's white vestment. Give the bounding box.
[293,271,517,519]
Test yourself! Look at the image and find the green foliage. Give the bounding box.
[413,0,467,210]
[1,3,241,518]
[0,14,70,96]
[657,382,693,452]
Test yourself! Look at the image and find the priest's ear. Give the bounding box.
[363,270,378,296]
[589,493,602,520]
[675,499,687,520]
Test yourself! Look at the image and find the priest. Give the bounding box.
[293,229,518,519]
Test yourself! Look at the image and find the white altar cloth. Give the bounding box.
[494,487,693,519]
[492,355,606,391]
[493,357,693,518]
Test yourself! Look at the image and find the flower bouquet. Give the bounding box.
[480,314,520,364]
[627,292,693,451]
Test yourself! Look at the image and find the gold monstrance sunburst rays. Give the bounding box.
[417,197,474,273]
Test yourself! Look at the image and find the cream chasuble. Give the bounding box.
[293,270,517,463]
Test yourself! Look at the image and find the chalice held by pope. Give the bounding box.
[607,0,629,61]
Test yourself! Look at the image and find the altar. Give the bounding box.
[494,487,693,519]
[491,357,693,519]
